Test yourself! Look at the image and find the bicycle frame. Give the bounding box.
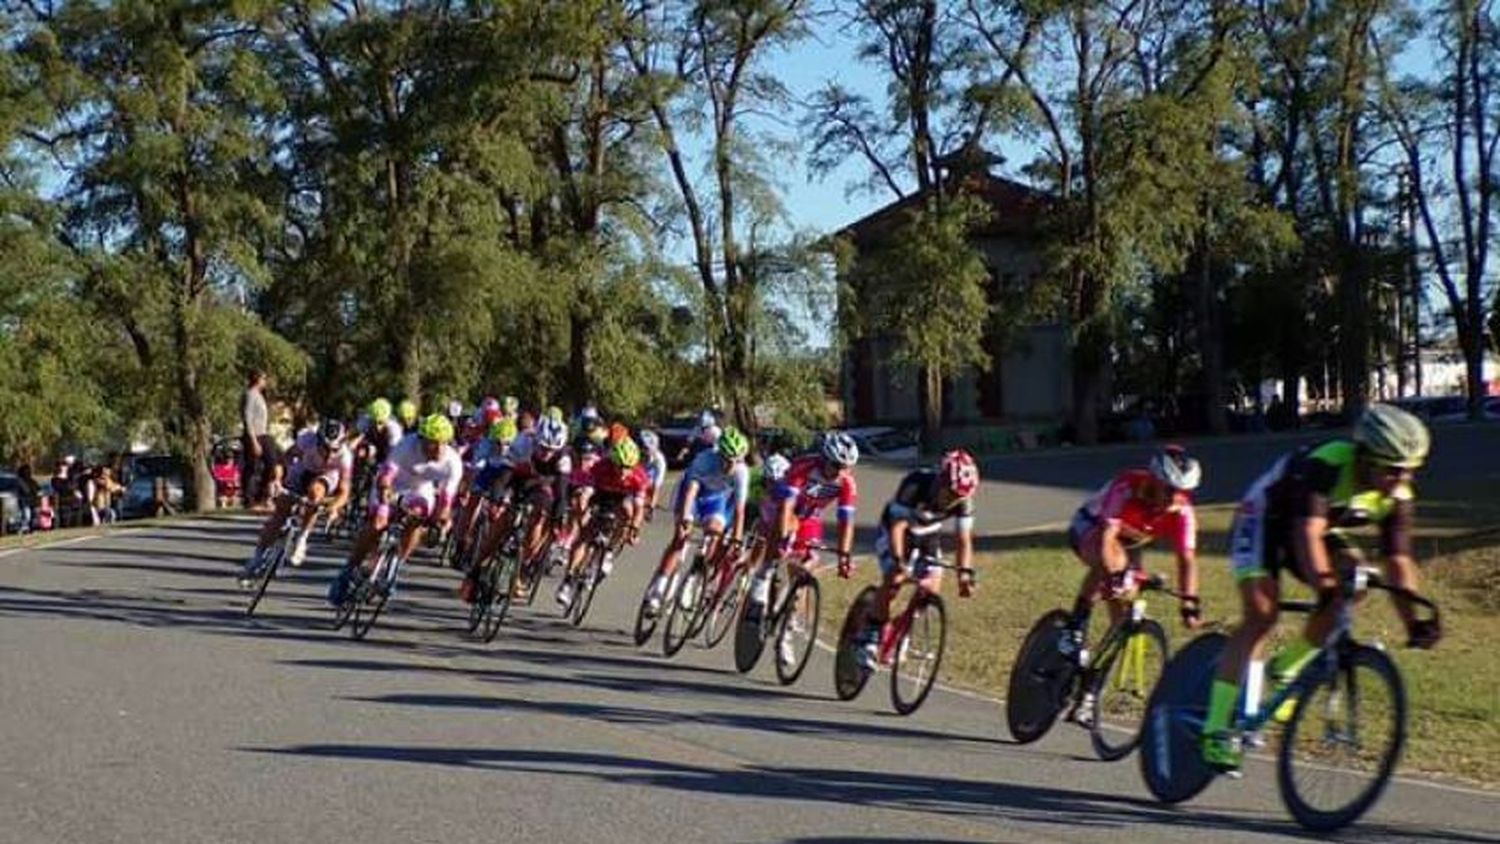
[876,554,949,664]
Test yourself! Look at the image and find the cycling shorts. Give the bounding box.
[474,464,507,499]
[1228,497,1350,584]
[366,484,435,520]
[1067,508,1144,568]
[675,484,731,528]
[290,466,341,497]
[874,523,940,578]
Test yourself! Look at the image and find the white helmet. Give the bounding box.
[1149,445,1202,491]
[638,430,660,452]
[535,417,568,450]
[764,453,792,482]
[821,431,859,467]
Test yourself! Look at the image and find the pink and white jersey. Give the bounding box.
[1079,469,1197,555]
[774,455,857,522]
[381,434,464,501]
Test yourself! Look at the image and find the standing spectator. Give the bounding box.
[15,463,39,533]
[240,368,277,510]
[51,456,86,528]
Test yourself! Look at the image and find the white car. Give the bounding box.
[838,427,920,463]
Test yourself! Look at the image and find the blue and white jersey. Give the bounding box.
[682,448,749,503]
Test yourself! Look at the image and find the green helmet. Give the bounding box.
[1354,403,1430,468]
[501,395,520,416]
[717,425,749,460]
[545,405,565,423]
[418,413,454,444]
[489,417,517,444]
[367,397,393,425]
[610,437,641,469]
[397,398,419,426]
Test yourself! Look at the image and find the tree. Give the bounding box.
[847,198,992,441]
[624,0,813,436]
[16,0,296,510]
[1375,0,1498,417]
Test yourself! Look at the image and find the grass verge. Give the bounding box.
[820,497,1500,788]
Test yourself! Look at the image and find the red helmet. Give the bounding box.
[941,449,980,497]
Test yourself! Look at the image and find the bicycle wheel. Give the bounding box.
[632,577,660,646]
[1089,618,1168,761]
[1138,632,1227,804]
[480,553,519,643]
[890,592,946,716]
[705,564,749,650]
[773,574,821,686]
[1277,644,1406,832]
[662,563,705,657]
[685,557,728,641]
[330,567,359,631]
[569,549,605,627]
[245,544,285,618]
[351,552,396,641]
[834,586,879,701]
[734,569,779,674]
[463,546,487,634]
[1005,609,1078,743]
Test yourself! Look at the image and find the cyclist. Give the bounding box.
[556,435,650,607]
[453,417,517,563]
[1200,404,1442,773]
[645,425,750,617]
[239,419,352,584]
[639,429,669,519]
[1065,445,1204,646]
[675,408,721,465]
[746,434,859,622]
[329,414,463,604]
[396,398,419,430]
[855,450,980,669]
[352,398,404,464]
[462,415,573,599]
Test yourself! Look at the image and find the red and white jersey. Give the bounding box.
[774,455,857,522]
[589,460,650,499]
[1080,469,1196,556]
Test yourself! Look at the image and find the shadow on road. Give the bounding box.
[240,742,1497,842]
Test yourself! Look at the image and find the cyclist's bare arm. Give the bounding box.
[1293,515,1336,591]
[1384,552,1421,627]
[887,519,910,572]
[954,524,973,571]
[1098,520,1128,571]
[1175,549,1199,603]
[836,511,855,557]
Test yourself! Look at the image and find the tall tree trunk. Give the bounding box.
[1338,250,1370,418]
[170,292,215,513]
[1196,249,1228,434]
[569,306,594,408]
[921,365,943,452]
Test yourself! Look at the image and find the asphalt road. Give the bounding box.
[3,424,1498,844]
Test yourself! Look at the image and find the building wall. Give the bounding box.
[841,232,1070,425]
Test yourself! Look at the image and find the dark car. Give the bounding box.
[653,415,705,469]
[0,472,27,534]
[119,454,189,519]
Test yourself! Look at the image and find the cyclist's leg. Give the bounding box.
[1202,505,1283,768]
[396,491,434,563]
[253,491,294,555]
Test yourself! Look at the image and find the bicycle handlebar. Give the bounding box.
[1278,565,1441,628]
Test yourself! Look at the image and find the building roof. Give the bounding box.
[836,172,1053,248]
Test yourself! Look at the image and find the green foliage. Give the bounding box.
[850,197,994,379]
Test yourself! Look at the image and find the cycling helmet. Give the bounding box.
[610,437,641,469]
[699,408,717,429]
[820,431,860,467]
[545,405,565,423]
[367,398,393,425]
[1149,445,1202,491]
[446,399,465,420]
[397,399,419,426]
[941,449,980,497]
[764,453,792,482]
[418,413,454,444]
[717,426,749,460]
[1354,403,1430,468]
[317,419,346,449]
[638,429,660,452]
[489,417,517,444]
[478,397,502,425]
[501,395,520,416]
[535,416,568,450]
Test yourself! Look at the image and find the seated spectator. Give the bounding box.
[90,466,123,525]
[211,449,241,509]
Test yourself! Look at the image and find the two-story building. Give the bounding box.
[838,170,1071,430]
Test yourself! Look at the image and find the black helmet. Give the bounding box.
[317,419,346,449]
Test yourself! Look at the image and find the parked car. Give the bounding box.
[0,472,27,534]
[119,454,188,520]
[838,426,920,463]
[1393,395,1500,422]
[652,415,706,469]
